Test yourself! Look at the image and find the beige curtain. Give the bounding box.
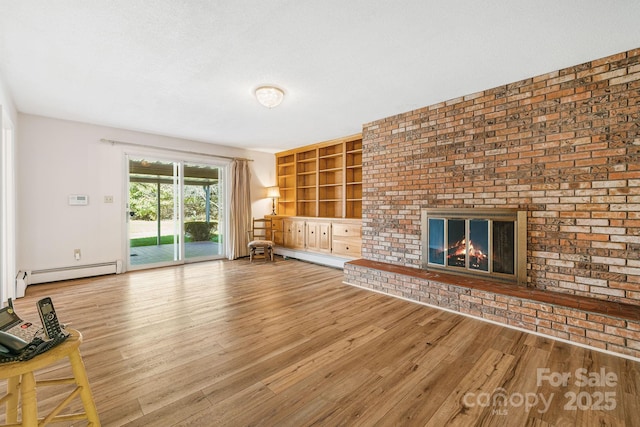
[229,159,252,259]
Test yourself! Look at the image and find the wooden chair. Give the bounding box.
[247,218,274,262]
[0,329,100,426]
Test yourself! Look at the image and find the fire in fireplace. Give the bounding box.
[421,208,526,284]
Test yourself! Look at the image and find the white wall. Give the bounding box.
[16,114,275,273]
[0,75,17,125]
[0,75,17,304]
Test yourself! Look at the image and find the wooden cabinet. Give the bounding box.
[331,221,362,258]
[273,216,361,259]
[275,134,362,219]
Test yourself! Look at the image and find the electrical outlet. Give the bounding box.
[74,249,81,261]
[104,195,114,203]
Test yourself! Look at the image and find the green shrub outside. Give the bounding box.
[184,221,216,241]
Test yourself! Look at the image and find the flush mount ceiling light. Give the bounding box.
[255,86,285,108]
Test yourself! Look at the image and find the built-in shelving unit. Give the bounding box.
[275,134,362,218]
[276,153,296,216]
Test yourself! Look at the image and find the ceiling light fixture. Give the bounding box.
[255,86,285,108]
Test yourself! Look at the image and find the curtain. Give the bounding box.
[228,159,252,259]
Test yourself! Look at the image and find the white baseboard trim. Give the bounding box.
[274,247,352,269]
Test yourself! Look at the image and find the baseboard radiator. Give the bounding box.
[26,260,123,286]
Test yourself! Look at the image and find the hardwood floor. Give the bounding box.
[3,258,639,426]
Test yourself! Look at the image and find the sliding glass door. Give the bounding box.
[183,162,224,260]
[127,155,225,269]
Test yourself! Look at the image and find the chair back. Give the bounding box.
[248,217,272,241]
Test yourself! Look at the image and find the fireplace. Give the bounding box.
[421,208,527,284]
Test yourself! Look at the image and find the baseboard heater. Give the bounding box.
[26,260,123,286]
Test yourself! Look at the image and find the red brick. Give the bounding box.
[356,47,640,358]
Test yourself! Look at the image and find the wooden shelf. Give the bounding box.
[319,143,343,157]
[319,157,342,169]
[276,134,362,218]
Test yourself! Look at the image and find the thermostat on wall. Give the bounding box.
[68,195,89,205]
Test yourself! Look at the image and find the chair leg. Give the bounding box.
[5,375,20,425]
[20,371,38,426]
[68,349,100,426]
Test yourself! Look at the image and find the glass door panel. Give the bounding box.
[183,162,224,260]
[128,157,180,268]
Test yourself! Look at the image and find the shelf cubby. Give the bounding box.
[296,200,317,217]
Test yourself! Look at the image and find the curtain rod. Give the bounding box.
[99,138,253,162]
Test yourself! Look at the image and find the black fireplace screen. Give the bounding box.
[423,209,525,283]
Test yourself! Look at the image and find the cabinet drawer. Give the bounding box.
[332,240,361,257]
[331,223,361,238]
[271,219,283,231]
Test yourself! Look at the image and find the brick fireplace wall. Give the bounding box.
[344,48,640,358]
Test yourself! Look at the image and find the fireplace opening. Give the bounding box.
[421,208,526,284]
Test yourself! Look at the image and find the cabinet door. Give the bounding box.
[284,219,306,249]
[306,221,331,253]
[305,221,319,251]
[318,222,331,251]
[283,219,296,248]
[293,220,306,249]
[270,217,284,245]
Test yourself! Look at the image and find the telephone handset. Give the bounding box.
[0,330,29,354]
[37,297,63,339]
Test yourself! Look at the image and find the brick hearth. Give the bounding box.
[345,259,640,358]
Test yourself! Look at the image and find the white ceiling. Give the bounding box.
[1,1,639,153]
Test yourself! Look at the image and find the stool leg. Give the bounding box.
[68,349,101,426]
[5,375,20,425]
[20,371,38,427]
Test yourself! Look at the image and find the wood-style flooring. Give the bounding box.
[2,257,639,426]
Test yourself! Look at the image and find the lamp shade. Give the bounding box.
[255,86,285,108]
[266,186,281,198]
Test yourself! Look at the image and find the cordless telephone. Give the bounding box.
[1,297,68,362]
[37,297,63,339]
